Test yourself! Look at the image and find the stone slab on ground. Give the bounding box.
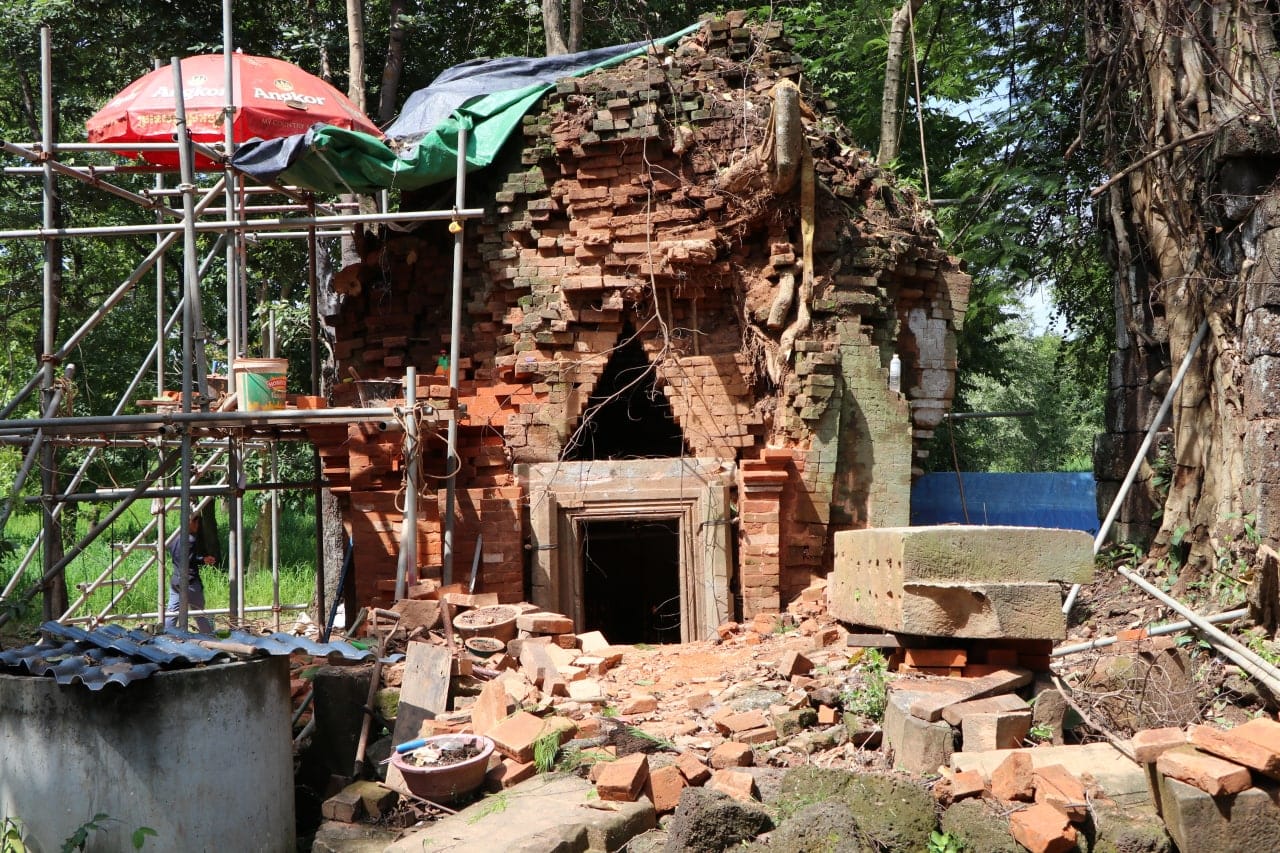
[884,691,955,776]
[1156,775,1280,853]
[961,707,1032,751]
[829,527,1092,634]
[952,741,1148,807]
[313,820,398,853]
[831,526,1094,584]
[941,692,1030,726]
[385,774,656,853]
[889,668,1031,722]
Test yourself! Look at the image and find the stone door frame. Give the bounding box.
[519,459,734,642]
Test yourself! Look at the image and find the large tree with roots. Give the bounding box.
[1085,2,1280,578]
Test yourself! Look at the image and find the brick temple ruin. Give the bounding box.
[307,15,971,641]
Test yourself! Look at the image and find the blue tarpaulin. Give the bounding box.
[911,472,1098,534]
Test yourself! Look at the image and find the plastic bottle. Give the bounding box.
[888,353,902,393]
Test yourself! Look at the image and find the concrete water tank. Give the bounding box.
[0,657,294,852]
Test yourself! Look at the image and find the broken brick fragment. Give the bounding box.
[596,753,650,802]
[1009,801,1078,853]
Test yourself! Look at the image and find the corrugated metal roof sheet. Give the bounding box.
[0,621,382,690]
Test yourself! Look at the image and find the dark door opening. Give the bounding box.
[564,322,685,460]
[581,518,681,644]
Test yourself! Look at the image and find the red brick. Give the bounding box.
[990,751,1035,802]
[1033,765,1088,822]
[596,753,650,802]
[470,678,514,736]
[951,769,986,800]
[1131,727,1188,763]
[777,650,813,678]
[676,752,711,785]
[716,709,769,735]
[516,611,575,634]
[485,758,536,791]
[903,648,968,668]
[648,764,687,814]
[817,705,839,726]
[619,694,658,715]
[1190,719,1280,777]
[1157,747,1253,796]
[1009,802,1078,853]
[488,711,546,763]
[709,741,754,769]
[708,768,758,802]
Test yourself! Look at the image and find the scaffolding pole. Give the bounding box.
[39,26,60,620]
[442,125,469,586]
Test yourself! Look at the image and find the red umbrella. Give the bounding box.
[86,53,380,164]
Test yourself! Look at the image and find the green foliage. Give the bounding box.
[928,830,965,853]
[1026,723,1054,743]
[532,731,561,774]
[60,813,112,853]
[625,726,677,752]
[0,500,316,630]
[840,649,889,722]
[934,321,1103,472]
[2,817,26,853]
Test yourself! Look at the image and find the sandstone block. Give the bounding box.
[884,692,955,776]
[940,693,1029,726]
[962,708,1032,752]
[829,527,1090,639]
[1157,746,1253,796]
[1157,774,1280,853]
[1009,801,1078,853]
[596,753,650,802]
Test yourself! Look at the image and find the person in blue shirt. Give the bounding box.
[164,514,216,633]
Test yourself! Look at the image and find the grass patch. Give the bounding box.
[0,499,316,632]
[840,649,889,723]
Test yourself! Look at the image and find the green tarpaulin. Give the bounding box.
[243,23,700,195]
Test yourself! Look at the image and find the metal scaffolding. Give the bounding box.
[0,5,477,633]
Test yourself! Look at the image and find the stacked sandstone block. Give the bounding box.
[828,526,1094,640]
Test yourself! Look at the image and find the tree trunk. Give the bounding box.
[1088,0,1280,577]
[342,0,367,270]
[543,0,569,56]
[378,0,408,125]
[345,0,366,114]
[877,0,923,166]
[568,0,583,54]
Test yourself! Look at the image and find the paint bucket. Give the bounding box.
[232,358,288,411]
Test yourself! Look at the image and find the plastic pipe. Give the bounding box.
[1063,317,1211,615]
[1117,566,1280,696]
[1052,607,1247,656]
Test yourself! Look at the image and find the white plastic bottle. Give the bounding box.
[888,353,902,393]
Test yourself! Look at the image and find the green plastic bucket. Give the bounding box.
[232,358,288,411]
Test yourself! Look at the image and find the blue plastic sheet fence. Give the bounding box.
[910,472,1098,534]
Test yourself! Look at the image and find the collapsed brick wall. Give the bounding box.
[311,14,970,616]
